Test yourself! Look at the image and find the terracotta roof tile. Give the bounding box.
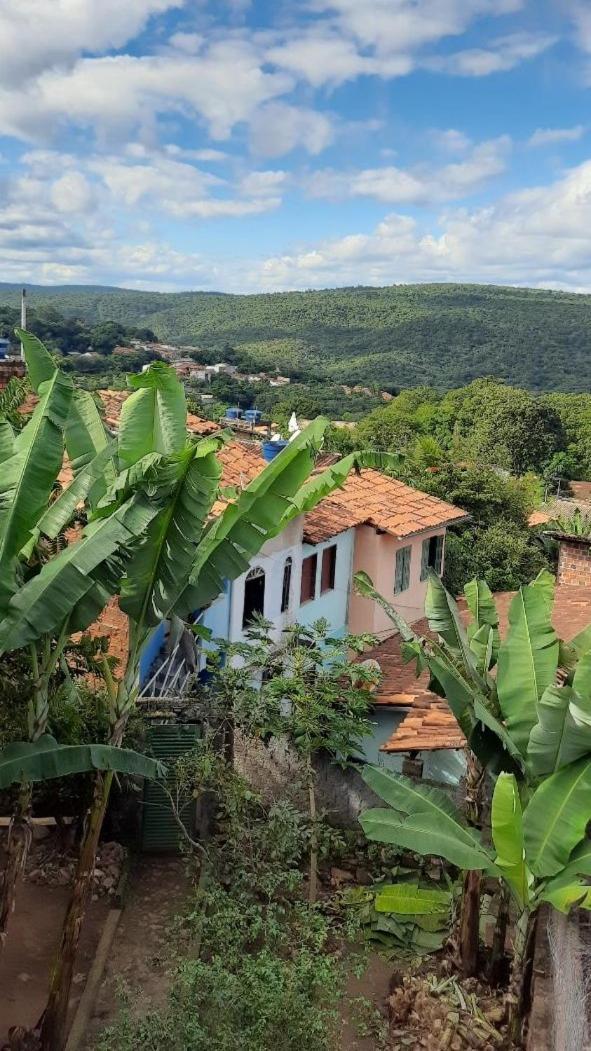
[20,387,218,437]
[379,583,591,754]
[303,469,467,544]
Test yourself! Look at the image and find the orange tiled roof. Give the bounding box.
[379,583,591,754]
[96,389,218,436]
[303,469,467,544]
[383,696,465,753]
[19,387,218,437]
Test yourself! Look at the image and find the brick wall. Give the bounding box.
[0,359,25,389]
[557,539,591,586]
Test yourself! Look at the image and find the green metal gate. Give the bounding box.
[141,721,202,853]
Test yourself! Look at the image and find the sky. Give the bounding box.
[0,0,590,293]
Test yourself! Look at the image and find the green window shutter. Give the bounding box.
[420,538,430,581]
[402,546,411,590]
[141,722,202,853]
[434,535,444,575]
[394,549,403,594]
[395,546,411,593]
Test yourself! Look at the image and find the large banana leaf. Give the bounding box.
[419,650,476,742]
[120,440,222,634]
[523,757,591,877]
[573,650,591,699]
[464,579,499,666]
[527,683,591,777]
[0,420,15,464]
[0,370,73,612]
[16,327,55,392]
[118,362,187,467]
[540,839,591,911]
[35,441,118,540]
[420,641,523,770]
[360,808,493,871]
[0,492,159,653]
[374,884,450,915]
[18,328,115,503]
[569,623,591,660]
[178,419,328,614]
[0,734,165,787]
[496,574,559,758]
[426,573,488,697]
[466,623,492,675]
[361,766,494,871]
[66,389,116,503]
[353,572,522,770]
[491,773,528,906]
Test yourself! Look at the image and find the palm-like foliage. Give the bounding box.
[355,568,591,1037]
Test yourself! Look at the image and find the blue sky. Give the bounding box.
[0,0,590,292]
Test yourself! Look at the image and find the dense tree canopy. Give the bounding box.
[0,304,155,357]
[1,282,591,392]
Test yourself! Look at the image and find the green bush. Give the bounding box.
[443,521,549,594]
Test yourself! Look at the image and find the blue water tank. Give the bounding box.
[243,409,262,424]
[225,407,243,420]
[0,337,10,359]
[262,439,289,462]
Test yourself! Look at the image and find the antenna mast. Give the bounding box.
[20,288,27,361]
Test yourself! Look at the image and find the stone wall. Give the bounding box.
[234,730,380,825]
[234,731,461,827]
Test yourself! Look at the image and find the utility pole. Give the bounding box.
[20,287,27,361]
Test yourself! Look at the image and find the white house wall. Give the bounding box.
[227,518,304,643]
[297,529,355,638]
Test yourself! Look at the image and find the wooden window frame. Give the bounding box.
[300,553,318,604]
[320,544,337,594]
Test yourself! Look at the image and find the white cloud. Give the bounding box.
[240,170,288,196]
[428,31,556,76]
[570,2,591,54]
[306,137,510,204]
[249,103,334,157]
[528,125,586,148]
[308,0,524,55]
[265,33,413,87]
[0,44,293,143]
[0,0,179,86]
[430,129,472,153]
[254,159,591,292]
[50,173,95,214]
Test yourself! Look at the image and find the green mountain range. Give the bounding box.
[1,282,590,392]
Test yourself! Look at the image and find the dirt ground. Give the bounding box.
[84,856,193,1049]
[0,883,108,1044]
[83,855,393,1051]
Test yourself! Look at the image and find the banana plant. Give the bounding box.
[360,763,591,1041]
[353,566,591,981]
[0,344,389,1050]
[0,338,167,950]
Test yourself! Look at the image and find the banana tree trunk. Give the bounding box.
[0,785,32,951]
[459,868,481,977]
[0,638,63,954]
[459,749,485,977]
[40,769,113,1051]
[488,883,510,986]
[40,658,129,1051]
[507,908,537,1045]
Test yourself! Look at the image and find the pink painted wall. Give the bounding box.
[348,525,446,634]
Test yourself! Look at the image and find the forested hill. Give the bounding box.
[1,282,590,392]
